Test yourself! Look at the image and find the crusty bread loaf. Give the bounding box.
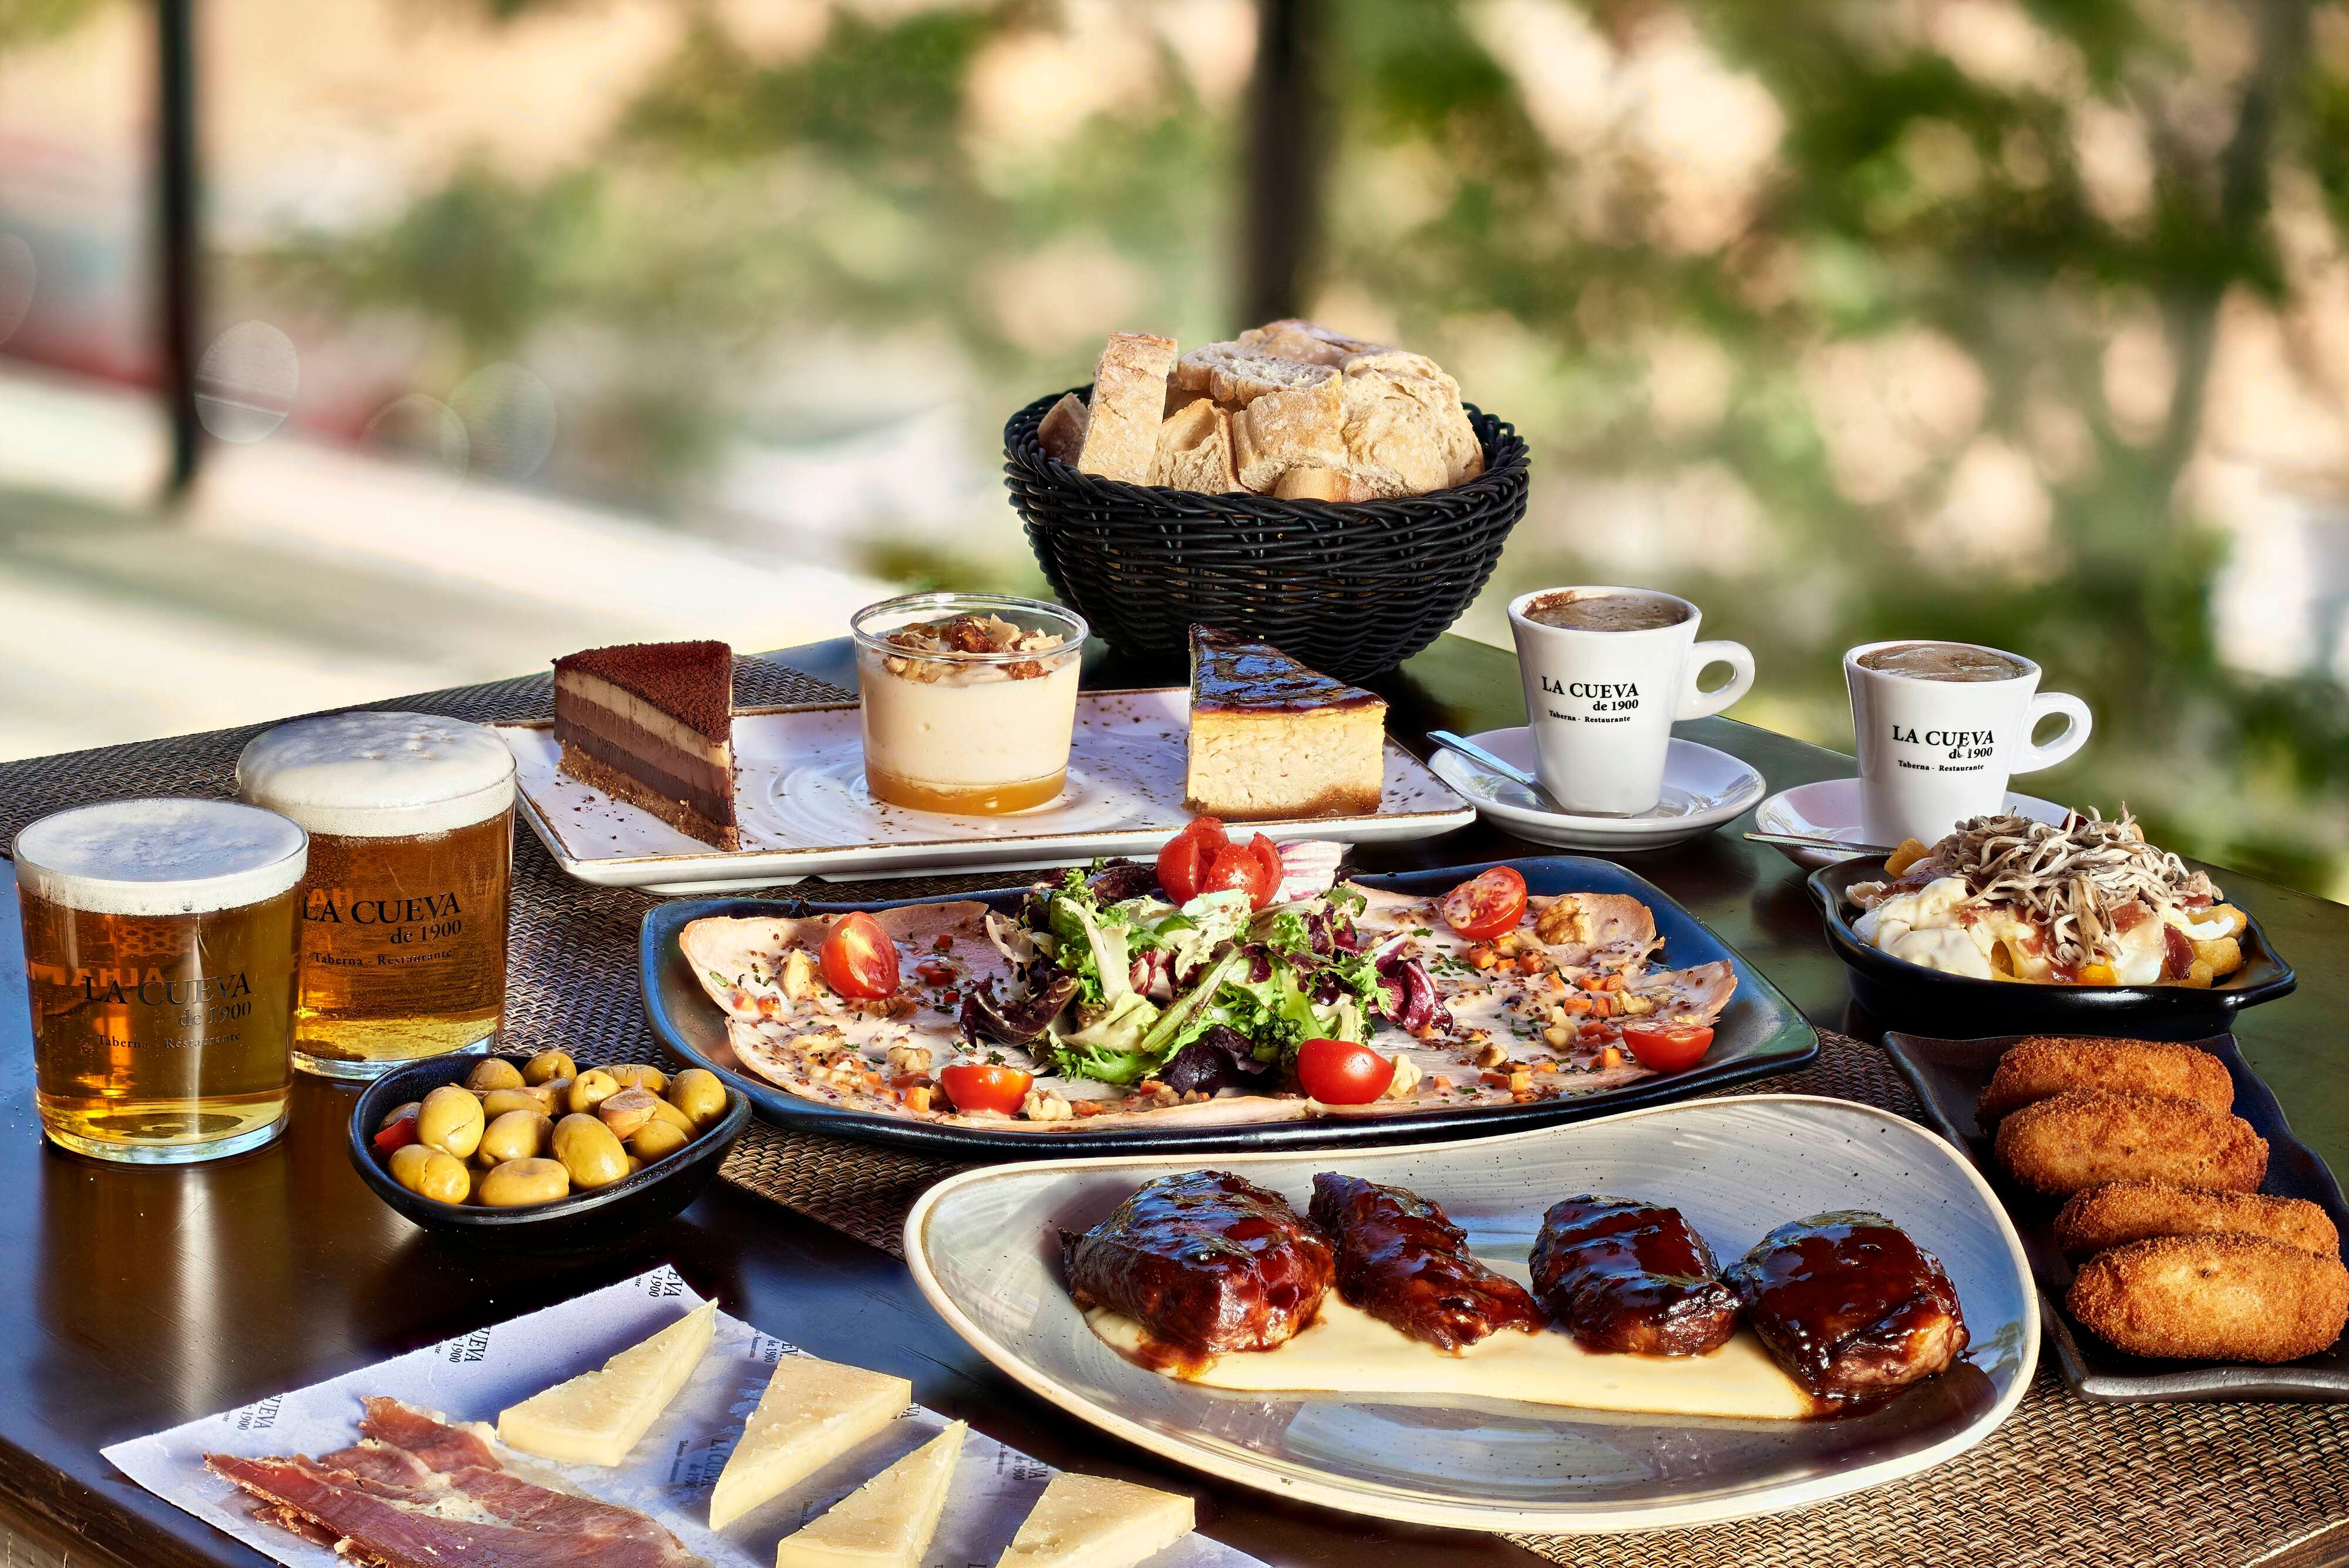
[1037,392,1090,466]
[1273,466,1395,502]
[1077,332,1179,484]
[1230,377,1347,492]
[1340,350,1483,492]
[1154,398,1242,492]
[1173,342,1338,406]
[1239,318,1389,367]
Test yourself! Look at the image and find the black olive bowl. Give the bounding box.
[345,1052,751,1246]
[1807,857,2297,1041]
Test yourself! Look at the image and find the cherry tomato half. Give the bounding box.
[820,911,901,1000]
[1202,832,1283,910]
[1621,1021,1714,1072]
[1441,866,1528,940]
[939,1061,1032,1116]
[1156,817,1227,904]
[1295,1037,1397,1105]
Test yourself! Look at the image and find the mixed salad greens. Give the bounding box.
[958,851,1434,1095]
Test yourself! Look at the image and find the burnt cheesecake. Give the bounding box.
[1184,625,1386,820]
[551,640,739,848]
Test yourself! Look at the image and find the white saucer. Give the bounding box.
[1426,729,1766,851]
[1752,778,2068,870]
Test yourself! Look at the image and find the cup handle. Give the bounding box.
[2015,692,2092,773]
[1677,641,1756,721]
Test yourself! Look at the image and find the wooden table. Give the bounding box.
[0,634,2341,1568]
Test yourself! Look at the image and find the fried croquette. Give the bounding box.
[2067,1234,2349,1363]
[1976,1037,2233,1123]
[2052,1180,2339,1260]
[1993,1089,2267,1196]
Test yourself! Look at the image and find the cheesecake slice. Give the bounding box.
[1183,625,1386,820]
[552,640,739,849]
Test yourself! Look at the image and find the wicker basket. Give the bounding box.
[1002,385,1531,682]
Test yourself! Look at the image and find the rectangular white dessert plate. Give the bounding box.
[904,1096,2038,1535]
[496,688,1475,891]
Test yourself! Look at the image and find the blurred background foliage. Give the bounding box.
[11,0,2349,893]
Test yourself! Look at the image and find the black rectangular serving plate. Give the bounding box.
[1809,856,2296,1041]
[640,856,1818,1158]
[1882,1029,2349,1402]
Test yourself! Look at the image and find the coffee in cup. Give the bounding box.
[1509,587,1756,816]
[1845,639,2092,845]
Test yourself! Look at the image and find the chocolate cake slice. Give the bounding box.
[552,641,739,849]
[1184,625,1386,820]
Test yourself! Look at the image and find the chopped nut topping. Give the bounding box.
[1384,1054,1422,1099]
[1022,1087,1073,1122]
[881,613,1068,682]
[884,1043,933,1077]
[1472,1039,1509,1069]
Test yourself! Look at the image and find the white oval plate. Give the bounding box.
[1753,779,2067,870]
[905,1095,2036,1535]
[1429,729,1765,850]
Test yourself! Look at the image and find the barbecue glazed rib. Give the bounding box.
[1725,1210,1970,1402]
[1528,1195,1741,1355]
[1063,1170,1333,1355]
[1308,1173,1544,1352]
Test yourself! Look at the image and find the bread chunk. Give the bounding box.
[1978,1036,2233,1123]
[1239,317,1391,366]
[2068,1233,2349,1362]
[1273,466,1396,502]
[1174,342,1340,406]
[1076,331,1178,485]
[1036,392,1089,466]
[1153,397,1243,492]
[1230,378,1346,492]
[1993,1088,2268,1196]
[2054,1180,2340,1260]
[1341,350,1483,492]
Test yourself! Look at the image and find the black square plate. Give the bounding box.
[639,856,1818,1158]
[1882,1029,2349,1401]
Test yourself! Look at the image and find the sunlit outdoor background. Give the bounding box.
[7,0,2349,894]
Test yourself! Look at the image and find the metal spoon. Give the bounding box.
[1425,730,1573,812]
[1742,830,1902,857]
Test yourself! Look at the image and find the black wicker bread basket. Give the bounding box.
[1004,385,1530,682]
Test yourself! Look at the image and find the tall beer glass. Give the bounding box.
[15,798,306,1163]
[237,712,517,1080]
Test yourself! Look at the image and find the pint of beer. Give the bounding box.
[14,798,307,1162]
[237,712,517,1079]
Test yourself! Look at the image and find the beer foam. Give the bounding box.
[13,798,308,916]
[237,711,517,837]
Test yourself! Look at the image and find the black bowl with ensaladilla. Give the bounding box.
[1808,856,2296,1042]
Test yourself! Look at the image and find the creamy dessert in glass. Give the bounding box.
[850,593,1089,813]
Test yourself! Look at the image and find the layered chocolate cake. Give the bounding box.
[1184,625,1386,820]
[551,641,739,848]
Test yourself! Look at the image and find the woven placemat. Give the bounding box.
[6,667,2346,1568]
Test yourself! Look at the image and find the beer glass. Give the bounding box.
[237,711,517,1080]
[14,798,306,1163]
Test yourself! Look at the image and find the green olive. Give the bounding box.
[668,1068,728,1129]
[378,1101,421,1133]
[626,1155,645,1175]
[539,1076,573,1109]
[551,1113,630,1190]
[566,1069,620,1115]
[480,1088,549,1120]
[597,1088,659,1140]
[608,1063,669,1096]
[389,1143,471,1204]
[477,1158,570,1207]
[416,1085,486,1159]
[465,1058,525,1092]
[645,1096,696,1135]
[523,1049,577,1086]
[479,1109,553,1165]
[629,1119,690,1162]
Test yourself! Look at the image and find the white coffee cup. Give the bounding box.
[1507,587,1756,816]
[1845,639,2092,846]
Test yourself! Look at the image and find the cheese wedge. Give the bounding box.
[497,1299,715,1466]
[773,1420,965,1568]
[995,1473,1193,1568]
[709,1354,910,1531]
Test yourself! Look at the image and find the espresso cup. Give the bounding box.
[1845,639,2092,845]
[1508,587,1756,815]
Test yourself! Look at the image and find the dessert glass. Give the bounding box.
[850,593,1089,814]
